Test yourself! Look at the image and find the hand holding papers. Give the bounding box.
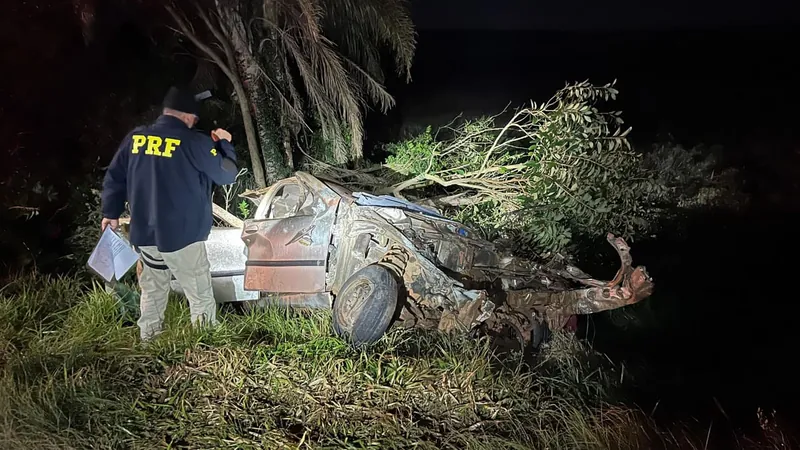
[87,227,140,282]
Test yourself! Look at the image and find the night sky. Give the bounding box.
[371,0,800,153]
[411,0,800,30]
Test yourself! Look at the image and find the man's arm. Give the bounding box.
[100,133,132,230]
[215,136,237,163]
[188,128,239,186]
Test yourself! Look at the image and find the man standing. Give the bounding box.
[101,86,239,341]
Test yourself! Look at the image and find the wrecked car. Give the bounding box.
[168,172,653,347]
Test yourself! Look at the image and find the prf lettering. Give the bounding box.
[131,135,180,158]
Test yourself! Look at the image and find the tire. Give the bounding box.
[332,264,398,346]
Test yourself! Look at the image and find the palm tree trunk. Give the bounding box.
[164,3,268,189]
[282,127,294,169]
[216,0,287,184]
[230,76,268,188]
[243,69,287,183]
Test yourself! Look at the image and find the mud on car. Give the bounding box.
[166,172,653,347]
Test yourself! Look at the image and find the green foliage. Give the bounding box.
[384,125,438,175]
[214,167,256,220]
[65,185,104,275]
[0,273,694,449]
[368,101,745,259]
[237,199,251,219]
[381,81,664,255]
[263,0,416,163]
[641,142,745,211]
[305,128,355,167]
[643,142,717,190]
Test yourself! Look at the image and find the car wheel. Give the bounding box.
[332,264,398,346]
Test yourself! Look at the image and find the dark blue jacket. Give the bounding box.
[101,115,239,252]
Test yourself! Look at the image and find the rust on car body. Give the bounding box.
[238,172,654,341]
[242,173,340,293]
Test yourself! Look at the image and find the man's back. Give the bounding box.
[100,87,237,341]
[102,114,238,253]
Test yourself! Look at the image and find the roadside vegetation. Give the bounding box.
[3,273,793,449]
[0,274,655,449]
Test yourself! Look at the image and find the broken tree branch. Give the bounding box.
[212,203,243,228]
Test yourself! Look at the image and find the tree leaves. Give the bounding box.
[261,0,416,163]
[379,81,661,256]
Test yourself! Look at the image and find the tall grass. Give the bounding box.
[0,274,786,449]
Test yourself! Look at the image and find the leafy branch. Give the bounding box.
[314,81,662,255]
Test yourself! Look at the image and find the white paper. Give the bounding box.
[87,227,140,282]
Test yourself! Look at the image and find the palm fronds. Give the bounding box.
[262,0,416,163]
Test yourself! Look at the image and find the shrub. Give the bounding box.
[64,183,104,275]
[335,81,665,256]
[640,141,746,211]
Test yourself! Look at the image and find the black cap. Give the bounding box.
[162,86,200,116]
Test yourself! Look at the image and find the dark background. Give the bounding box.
[380,0,800,439]
[410,0,799,31]
[4,0,800,441]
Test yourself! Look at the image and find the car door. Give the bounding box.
[241,178,339,293]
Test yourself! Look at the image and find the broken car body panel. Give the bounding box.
[242,174,340,295]
[235,172,654,342]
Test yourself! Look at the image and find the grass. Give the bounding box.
[0,274,791,449]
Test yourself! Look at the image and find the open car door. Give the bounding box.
[241,176,340,293]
